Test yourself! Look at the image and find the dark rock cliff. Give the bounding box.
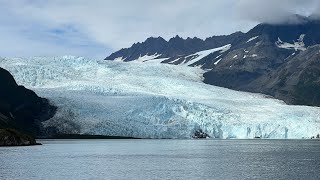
[0,129,40,146]
[0,67,56,136]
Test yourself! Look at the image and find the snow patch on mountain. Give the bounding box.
[0,56,319,139]
[243,54,257,58]
[215,54,222,59]
[246,36,259,43]
[183,44,231,66]
[214,58,222,65]
[275,34,306,51]
[135,53,162,62]
[114,57,125,62]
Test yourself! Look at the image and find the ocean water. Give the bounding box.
[0,139,319,180]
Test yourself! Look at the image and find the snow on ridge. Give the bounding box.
[168,57,182,64]
[1,56,319,139]
[246,36,259,43]
[134,53,162,62]
[215,54,222,59]
[275,34,306,51]
[114,57,125,62]
[110,53,162,63]
[243,54,258,59]
[214,58,222,65]
[115,53,170,64]
[110,44,232,67]
[184,44,231,66]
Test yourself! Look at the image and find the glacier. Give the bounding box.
[0,56,319,139]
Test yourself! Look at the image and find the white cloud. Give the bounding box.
[0,0,317,58]
[234,0,320,24]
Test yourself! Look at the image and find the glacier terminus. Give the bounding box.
[1,56,319,139]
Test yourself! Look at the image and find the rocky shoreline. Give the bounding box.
[0,129,41,146]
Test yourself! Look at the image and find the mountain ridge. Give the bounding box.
[105,31,245,62]
[105,16,320,106]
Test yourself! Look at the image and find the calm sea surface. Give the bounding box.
[0,139,320,180]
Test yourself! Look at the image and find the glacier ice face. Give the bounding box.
[0,56,319,139]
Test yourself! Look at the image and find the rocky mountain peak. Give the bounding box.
[168,35,184,42]
[104,19,320,106]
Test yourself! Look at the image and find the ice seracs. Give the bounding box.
[0,56,319,139]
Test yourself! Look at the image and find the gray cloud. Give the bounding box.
[234,0,320,24]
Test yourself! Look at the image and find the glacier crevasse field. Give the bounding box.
[1,56,319,139]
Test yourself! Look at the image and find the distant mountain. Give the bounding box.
[0,67,56,136]
[105,32,244,63]
[105,16,320,106]
[203,18,320,106]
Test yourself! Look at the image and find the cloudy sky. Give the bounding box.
[0,0,319,59]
